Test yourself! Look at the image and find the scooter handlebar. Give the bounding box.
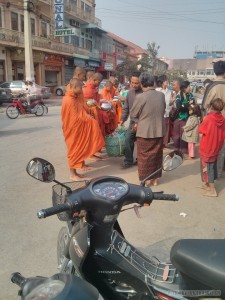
[152,193,179,201]
[37,203,72,219]
[11,272,26,287]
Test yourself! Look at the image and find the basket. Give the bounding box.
[105,129,126,157]
[52,181,87,221]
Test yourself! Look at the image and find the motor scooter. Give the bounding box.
[26,152,225,300]
[6,93,47,119]
[11,271,103,300]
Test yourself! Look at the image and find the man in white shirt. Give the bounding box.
[156,75,172,147]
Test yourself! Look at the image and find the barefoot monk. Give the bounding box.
[61,79,105,181]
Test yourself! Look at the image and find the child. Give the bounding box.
[197,98,225,197]
[182,104,202,159]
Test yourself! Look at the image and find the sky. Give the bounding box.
[95,0,225,59]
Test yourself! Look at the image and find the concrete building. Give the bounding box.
[161,49,225,82]
[162,57,216,82]
[0,0,104,89]
[194,50,225,59]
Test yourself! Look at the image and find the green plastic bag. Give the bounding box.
[105,126,126,157]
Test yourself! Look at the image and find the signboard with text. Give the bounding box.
[55,28,77,36]
[54,0,64,29]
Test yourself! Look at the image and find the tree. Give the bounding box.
[136,56,151,72]
[146,42,160,75]
[165,69,188,82]
[115,55,137,82]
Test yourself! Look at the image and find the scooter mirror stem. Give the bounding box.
[53,179,72,194]
[140,167,162,187]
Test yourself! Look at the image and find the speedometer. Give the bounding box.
[93,181,128,200]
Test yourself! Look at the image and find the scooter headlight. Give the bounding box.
[24,280,65,300]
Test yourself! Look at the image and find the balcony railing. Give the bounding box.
[64,4,95,23]
[0,28,99,59]
[94,17,102,28]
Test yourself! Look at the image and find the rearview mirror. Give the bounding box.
[26,158,55,183]
[163,151,183,171]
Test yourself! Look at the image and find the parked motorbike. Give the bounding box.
[25,152,225,299]
[11,272,103,300]
[6,93,47,119]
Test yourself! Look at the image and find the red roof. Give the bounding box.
[107,32,148,56]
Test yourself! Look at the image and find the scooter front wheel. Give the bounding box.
[6,105,19,119]
[34,104,44,116]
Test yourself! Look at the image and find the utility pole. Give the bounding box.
[24,0,35,82]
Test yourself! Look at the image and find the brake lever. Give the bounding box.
[121,205,141,218]
[134,205,141,218]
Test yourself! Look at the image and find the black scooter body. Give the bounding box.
[14,273,100,300]
[67,219,225,299]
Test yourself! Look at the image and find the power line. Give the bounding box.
[96,0,225,25]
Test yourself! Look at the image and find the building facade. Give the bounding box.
[0,0,103,89]
[163,57,216,82]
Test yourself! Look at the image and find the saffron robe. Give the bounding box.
[61,88,105,169]
[101,86,122,124]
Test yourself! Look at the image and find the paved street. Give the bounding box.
[0,104,225,299]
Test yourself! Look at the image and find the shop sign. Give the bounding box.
[55,28,76,36]
[45,65,61,71]
[104,63,114,71]
[88,61,100,67]
[54,0,64,29]
[44,54,64,66]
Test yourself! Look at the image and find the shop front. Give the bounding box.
[43,54,64,92]
[97,52,115,78]
[0,46,6,83]
[10,50,44,84]
[74,56,100,73]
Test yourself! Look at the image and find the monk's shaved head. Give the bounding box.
[73,66,86,81]
[86,71,94,81]
[93,72,103,81]
[70,78,83,95]
[92,72,103,88]
[70,78,82,88]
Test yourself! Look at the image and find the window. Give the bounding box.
[80,37,84,48]
[81,1,85,11]
[71,35,79,47]
[86,39,92,51]
[81,2,92,14]
[71,0,77,6]
[41,22,47,37]
[0,82,10,88]
[20,15,24,32]
[11,12,18,31]
[85,4,92,14]
[11,81,23,88]
[64,36,69,44]
[0,62,5,83]
[31,18,35,35]
[0,8,2,28]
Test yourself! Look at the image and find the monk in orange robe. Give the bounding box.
[83,72,102,121]
[62,79,105,181]
[101,81,121,125]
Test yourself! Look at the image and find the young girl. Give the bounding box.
[198,98,225,197]
[182,104,202,159]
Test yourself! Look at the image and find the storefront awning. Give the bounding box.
[88,61,100,67]
[74,58,86,66]
[80,24,107,33]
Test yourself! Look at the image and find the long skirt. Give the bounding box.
[164,117,171,145]
[137,137,164,181]
[173,119,188,154]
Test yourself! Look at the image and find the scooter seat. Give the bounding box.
[170,239,225,293]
